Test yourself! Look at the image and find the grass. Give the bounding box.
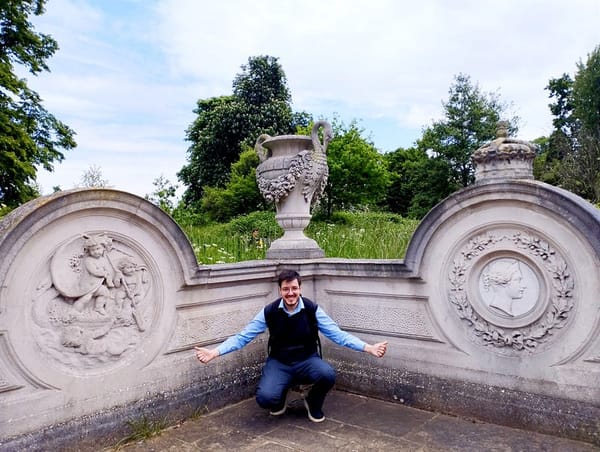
[307,211,419,259]
[109,405,210,450]
[112,416,168,449]
[180,211,420,264]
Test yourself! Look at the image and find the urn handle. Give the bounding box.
[255,133,272,162]
[311,120,333,155]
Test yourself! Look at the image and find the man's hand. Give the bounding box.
[364,341,388,358]
[195,346,219,364]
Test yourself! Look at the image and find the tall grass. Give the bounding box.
[307,212,419,259]
[181,211,419,264]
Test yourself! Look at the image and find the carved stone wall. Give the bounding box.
[1,180,599,448]
[310,180,599,444]
[0,189,276,448]
[414,180,600,383]
[388,180,599,441]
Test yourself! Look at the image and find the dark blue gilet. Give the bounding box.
[264,297,321,364]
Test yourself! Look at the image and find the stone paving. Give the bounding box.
[109,390,598,451]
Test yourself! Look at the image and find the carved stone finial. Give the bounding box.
[471,121,537,182]
[496,120,509,139]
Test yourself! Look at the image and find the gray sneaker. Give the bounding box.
[269,390,289,416]
[303,398,325,423]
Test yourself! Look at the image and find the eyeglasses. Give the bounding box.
[280,287,300,293]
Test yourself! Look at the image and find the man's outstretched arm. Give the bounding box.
[194,309,267,364]
[316,307,388,357]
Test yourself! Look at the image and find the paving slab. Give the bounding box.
[106,390,598,452]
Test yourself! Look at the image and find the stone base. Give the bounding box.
[266,245,325,259]
[266,235,325,259]
[474,160,534,181]
[333,360,600,446]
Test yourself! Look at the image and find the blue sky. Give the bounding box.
[28,0,600,198]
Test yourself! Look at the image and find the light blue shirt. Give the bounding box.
[217,297,367,356]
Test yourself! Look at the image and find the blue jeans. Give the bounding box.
[256,353,336,412]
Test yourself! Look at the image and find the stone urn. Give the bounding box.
[255,120,332,259]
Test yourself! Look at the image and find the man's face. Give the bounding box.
[279,278,301,311]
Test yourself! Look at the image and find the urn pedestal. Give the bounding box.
[255,121,332,259]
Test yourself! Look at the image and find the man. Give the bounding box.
[195,269,388,423]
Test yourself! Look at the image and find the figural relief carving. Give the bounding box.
[448,230,574,354]
[479,258,538,317]
[31,233,154,370]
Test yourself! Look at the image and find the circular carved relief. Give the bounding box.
[30,232,158,373]
[479,258,537,316]
[470,254,546,329]
[447,229,574,354]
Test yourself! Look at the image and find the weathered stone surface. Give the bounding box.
[1,162,600,449]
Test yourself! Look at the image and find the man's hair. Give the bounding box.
[278,269,301,287]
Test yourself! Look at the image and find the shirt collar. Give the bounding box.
[277,296,304,315]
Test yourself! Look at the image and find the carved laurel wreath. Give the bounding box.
[256,151,311,203]
[448,232,574,352]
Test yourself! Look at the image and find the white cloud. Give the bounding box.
[27,0,600,194]
[155,0,598,135]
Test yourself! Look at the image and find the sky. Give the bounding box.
[28,0,600,198]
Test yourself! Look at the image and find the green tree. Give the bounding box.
[572,45,600,137]
[558,128,600,202]
[200,147,268,222]
[0,0,76,207]
[178,95,238,206]
[145,175,179,215]
[540,74,577,166]
[532,136,561,186]
[547,75,576,137]
[417,74,518,189]
[563,44,600,202]
[385,147,452,219]
[232,55,290,106]
[534,75,573,183]
[539,45,600,202]
[179,55,308,207]
[317,120,389,217]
